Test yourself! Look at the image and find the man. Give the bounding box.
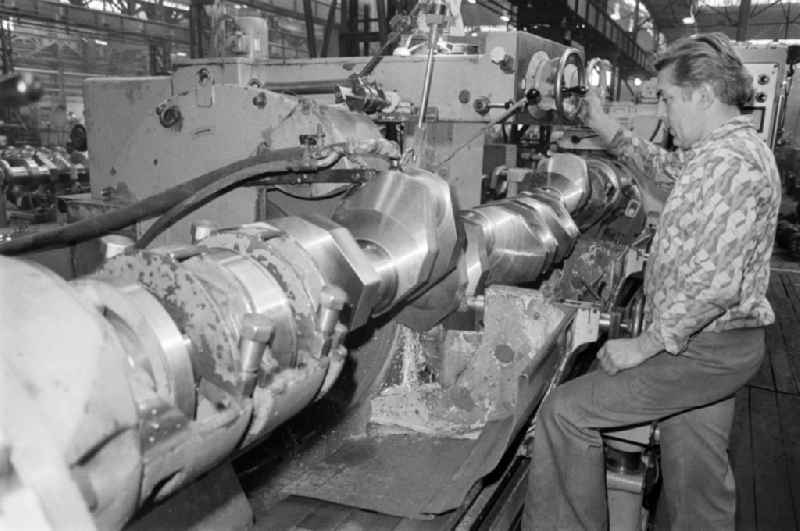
[524,33,781,530]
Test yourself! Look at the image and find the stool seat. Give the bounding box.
[603,423,657,451]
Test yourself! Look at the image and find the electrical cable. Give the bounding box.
[649,119,664,142]
[434,96,528,169]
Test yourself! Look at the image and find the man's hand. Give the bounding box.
[578,91,623,144]
[597,334,663,375]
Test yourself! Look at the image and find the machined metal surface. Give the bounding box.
[193,223,338,447]
[461,218,491,297]
[238,313,274,397]
[358,240,399,314]
[75,279,197,418]
[201,223,323,366]
[96,249,244,392]
[269,215,382,330]
[332,168,460,312]
[458,179,592,294]
[203,248,296,367]
[514,190,580,263]
[460,202,557,289]
[535,153,591,213]
[577,157,623,229]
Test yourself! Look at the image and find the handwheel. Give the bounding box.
[554,48,586,122]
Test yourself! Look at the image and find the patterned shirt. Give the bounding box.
[608,115,780,354]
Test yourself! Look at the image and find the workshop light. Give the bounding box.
[682,6,696,25]
[634,77,642,87]
[162,0,186,9]
[467,0,477,4]
[500,13,511,22]
[95,39,108,46]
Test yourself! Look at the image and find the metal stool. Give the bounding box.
[604,423,659,531]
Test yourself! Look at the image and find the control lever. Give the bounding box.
[561,85,589,97]
[408,0,449,162]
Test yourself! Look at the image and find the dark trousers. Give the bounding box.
[523,327,765,531]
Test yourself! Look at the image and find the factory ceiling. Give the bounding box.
[641,0,800,42]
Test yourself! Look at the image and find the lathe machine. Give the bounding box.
[0,19,668,530]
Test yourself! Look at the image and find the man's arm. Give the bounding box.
[607,129,686,186]
[599,147,778,373]
[579,93,687,186]
[649,149,778,354]
[597,333,663,375]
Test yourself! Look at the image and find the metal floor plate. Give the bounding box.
[284,417,515,519]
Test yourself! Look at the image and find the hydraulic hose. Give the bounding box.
[135,146,344,249]
[0,147,307,256]
[0,139,398,255]
[136,139,399,248]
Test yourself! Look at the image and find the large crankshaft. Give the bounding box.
[1,151,645,530]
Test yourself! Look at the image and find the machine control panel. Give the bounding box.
[735,42,789,148]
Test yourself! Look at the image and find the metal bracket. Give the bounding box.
[568,303,602,352]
